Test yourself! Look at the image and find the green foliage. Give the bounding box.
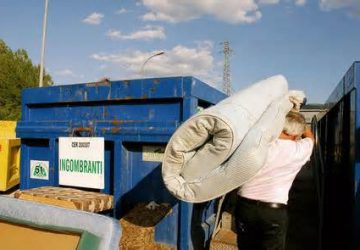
[0,39,52,120]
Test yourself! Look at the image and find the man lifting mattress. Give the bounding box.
[162,75,307,203]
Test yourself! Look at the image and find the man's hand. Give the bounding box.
[302,127,315,142]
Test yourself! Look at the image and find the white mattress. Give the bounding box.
[162,75,304,202]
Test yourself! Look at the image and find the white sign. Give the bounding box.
[142,145,165,162]
[30,160,49,180]
[59,137,104,189]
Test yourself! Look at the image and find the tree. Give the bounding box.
[0,39,52,120]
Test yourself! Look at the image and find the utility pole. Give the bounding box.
[222,41,232,96]
[39,0,49,87]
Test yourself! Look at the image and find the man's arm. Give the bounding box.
[293,127,314,166]
[302,127,314,142]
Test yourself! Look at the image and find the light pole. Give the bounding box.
[140,51,165,77]
[39,0,49,87]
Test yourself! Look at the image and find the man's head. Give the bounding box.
[281,111,306,140]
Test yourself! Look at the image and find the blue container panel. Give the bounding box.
[190,80,226,105]
[119,142,176,204]
[155,204,179,247]
[118,142,179,247]
[326,78,344,108]
[26,101,182,123]
[17,76,228,249]
[353,62,360,249]
[344,64,355,95]
[318,62,360,249]
[20,139,113,194]
[20,139,55,189]
[107,78,184,100]
[21,78,188,106]
[356,62,360,88]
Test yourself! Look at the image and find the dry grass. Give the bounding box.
[119,203,174,250]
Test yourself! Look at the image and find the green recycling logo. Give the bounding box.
[33,164,47,177]
[30,160,49,180]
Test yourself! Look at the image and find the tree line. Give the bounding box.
[0,39,52,120]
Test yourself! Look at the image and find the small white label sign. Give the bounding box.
[142,145,165,162]
[30,160,49,180]
[59,137,104,189]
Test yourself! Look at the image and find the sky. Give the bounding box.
[0,0,359,103]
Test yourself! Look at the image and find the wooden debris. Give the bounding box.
[14,186,113,213]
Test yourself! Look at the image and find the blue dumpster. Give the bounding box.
[317,61,360,250]
[17,76,226,249]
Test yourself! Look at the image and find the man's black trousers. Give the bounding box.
[235,197,288,250]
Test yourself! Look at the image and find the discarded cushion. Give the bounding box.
[0,196,121,250]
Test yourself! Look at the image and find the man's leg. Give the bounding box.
[260,207,288,250]
[235,198,262,250]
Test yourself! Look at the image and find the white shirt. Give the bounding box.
[238,138,314,204]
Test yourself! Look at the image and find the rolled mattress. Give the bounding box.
[162,75,301,202]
